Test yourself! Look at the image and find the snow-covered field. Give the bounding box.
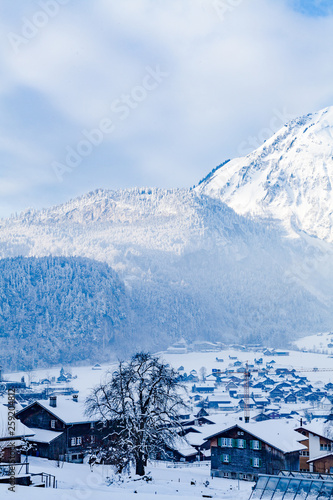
[0,457,253,499]
[4,334,333,397]
[293,331,333,353]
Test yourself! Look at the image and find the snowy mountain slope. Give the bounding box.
[0,188,284,272]
[0,188,331,356]
[197,106,333,242]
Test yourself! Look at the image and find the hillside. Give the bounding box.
[0,256,130,369]
[0,189,331,368]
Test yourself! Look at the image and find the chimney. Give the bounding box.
[72,394,78,403]
[300,417,303,427]
[49,396,57,408]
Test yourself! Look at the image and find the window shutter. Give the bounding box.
[243,439,246,448]
[259,459,262,467]
[250,440,253,449]
[228,454,231,464]
[250,458,253,467]
[258,441,262,450]
[218,438,221,447]
[232,439,237,448]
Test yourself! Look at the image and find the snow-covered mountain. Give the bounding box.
[198,107,333,242]
[1,107,333,364]
[0,187,332,359]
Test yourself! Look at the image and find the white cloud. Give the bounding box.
[0,0,333,215]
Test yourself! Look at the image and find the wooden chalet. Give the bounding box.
[207,420,305,481]
[16,395,101,463]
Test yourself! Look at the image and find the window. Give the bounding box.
[222,454,230,463]
[77,437,82,446]
[91,435,95,444]
[250,440,261,450]
[218,438,233,447]
[251,457,262,468]
[237,439,246,449]
[71,437,76,447]
[50,420,56,429]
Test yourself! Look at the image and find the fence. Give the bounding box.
[149,459,210,468]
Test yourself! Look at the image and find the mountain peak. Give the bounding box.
[197,106,333,242]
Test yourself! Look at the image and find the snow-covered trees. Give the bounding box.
[85,352,188,476]
[0,256,130,369]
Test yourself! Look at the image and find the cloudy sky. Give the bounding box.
[0,0,333,217]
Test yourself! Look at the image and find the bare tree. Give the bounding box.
[85,352,188,476]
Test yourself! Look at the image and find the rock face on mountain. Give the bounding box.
[198,107,333,242]
[1,108,333,368]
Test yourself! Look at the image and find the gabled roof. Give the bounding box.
[295,423,333,442]
[168,436,198,457]
[16,396,99,425]
[307,453,333,463]
[206,420,306,454]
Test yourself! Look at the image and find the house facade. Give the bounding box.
[208,422,304,480]
[16,395,101,463]
[307,453,333,474]
[295,425,333,472]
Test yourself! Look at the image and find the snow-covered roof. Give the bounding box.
[206,395,232,403]
[193,381,216,387]
[308,452,333,463]
[185,431,208,447]
[0,404,35,440]
[206,420,306,454]
[320,396,332,406]
[0,439,25,448]
[17,396,99,425]
[169,436,198,457]
[295,422,333,441]
[27,428,63,444]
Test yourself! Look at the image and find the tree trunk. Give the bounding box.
[135,457,145,476]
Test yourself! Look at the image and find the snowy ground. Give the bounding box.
[293,331,333,353]
[161,347,333,386]
[4,336,333,398]
[0,457,254,499]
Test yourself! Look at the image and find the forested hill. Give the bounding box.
[0,256,130,369]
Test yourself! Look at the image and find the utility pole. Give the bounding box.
[244,362,250,423]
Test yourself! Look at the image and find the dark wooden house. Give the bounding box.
[16,395,101,463]
[207,421,305,481]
